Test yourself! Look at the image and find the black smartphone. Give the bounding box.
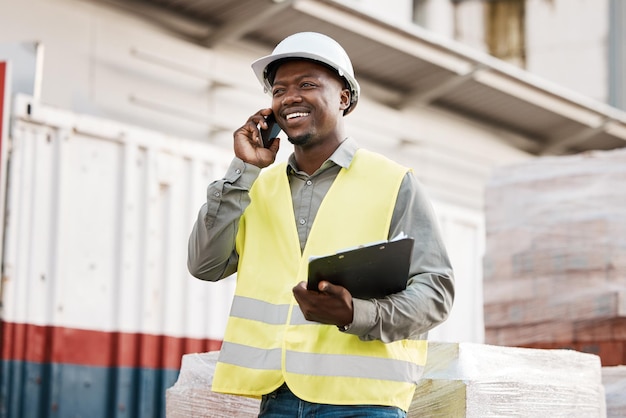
[261,113,282,148]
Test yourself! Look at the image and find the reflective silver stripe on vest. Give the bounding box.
[225,297,421,383]
[219,341,282,370]
[286,351,423,384]
[220,342,422,384]
[230,295,319,326]
[289,305,319,325]
[230,295,290,325]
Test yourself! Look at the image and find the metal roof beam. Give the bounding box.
[204,0,295,47]
[393,65,487,109]
[474,71,607,127]
[540,121,609,155]
[93,0,212,40]
[605,120,626,141]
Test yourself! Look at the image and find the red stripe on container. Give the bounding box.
[1,321,222,369]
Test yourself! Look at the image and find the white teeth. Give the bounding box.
[286,112,310,120]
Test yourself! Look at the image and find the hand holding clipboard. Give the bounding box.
[307,234,414,299]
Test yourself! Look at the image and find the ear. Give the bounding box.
[339,88,351,112]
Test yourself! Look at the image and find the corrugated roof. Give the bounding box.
[108,0,626,155]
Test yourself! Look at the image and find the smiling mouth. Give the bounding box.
[285,112,310,120]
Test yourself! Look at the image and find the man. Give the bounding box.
[188,32,454,417]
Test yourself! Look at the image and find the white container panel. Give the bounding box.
[2,95,234,340]
[3,123,61,327]
[429,202,485,343]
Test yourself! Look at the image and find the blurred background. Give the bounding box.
[0,0,624,417]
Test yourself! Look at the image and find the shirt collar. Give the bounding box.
[286,137,359,175]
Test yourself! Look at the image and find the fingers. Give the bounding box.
[238,111,269,146]
[233,109,280,167]
[252,108,277,144]
[292,280,353,327]
[255,108,274,130]
[317,280,336,293]
[267,137,280,153]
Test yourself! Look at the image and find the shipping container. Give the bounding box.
[0,95,236,418]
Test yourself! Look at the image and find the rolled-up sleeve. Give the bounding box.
[187,158,261,281]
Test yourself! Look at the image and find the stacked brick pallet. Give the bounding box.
[483,148,626,365]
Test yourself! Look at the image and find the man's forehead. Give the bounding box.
[272,59,343,84]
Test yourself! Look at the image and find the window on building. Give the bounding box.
[484,0,526,67]
[413,0,429,27]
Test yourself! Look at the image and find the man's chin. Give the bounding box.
[287,133,312,147]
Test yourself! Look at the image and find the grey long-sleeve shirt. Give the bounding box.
[188,137,454,343]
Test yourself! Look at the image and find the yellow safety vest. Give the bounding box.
[212,149,428,411]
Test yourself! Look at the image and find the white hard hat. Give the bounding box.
[251,32,360,115]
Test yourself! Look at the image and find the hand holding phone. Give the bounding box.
[261,113,282,148]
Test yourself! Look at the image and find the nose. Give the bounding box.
[281,86,302,106]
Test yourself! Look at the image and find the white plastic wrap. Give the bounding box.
[166,352,260,418]
[602,366,626,418]
[410,342,606,417]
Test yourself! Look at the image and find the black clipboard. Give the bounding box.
[307,237,414,299]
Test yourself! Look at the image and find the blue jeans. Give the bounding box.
[258,384,407,418]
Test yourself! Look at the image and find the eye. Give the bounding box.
[272,87,285,97]
[301,81,316,89]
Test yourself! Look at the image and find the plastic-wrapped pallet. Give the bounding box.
[603,366,626,418]
[409,342,606,417]
[166,351,260,417]
[167,343,606,417]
